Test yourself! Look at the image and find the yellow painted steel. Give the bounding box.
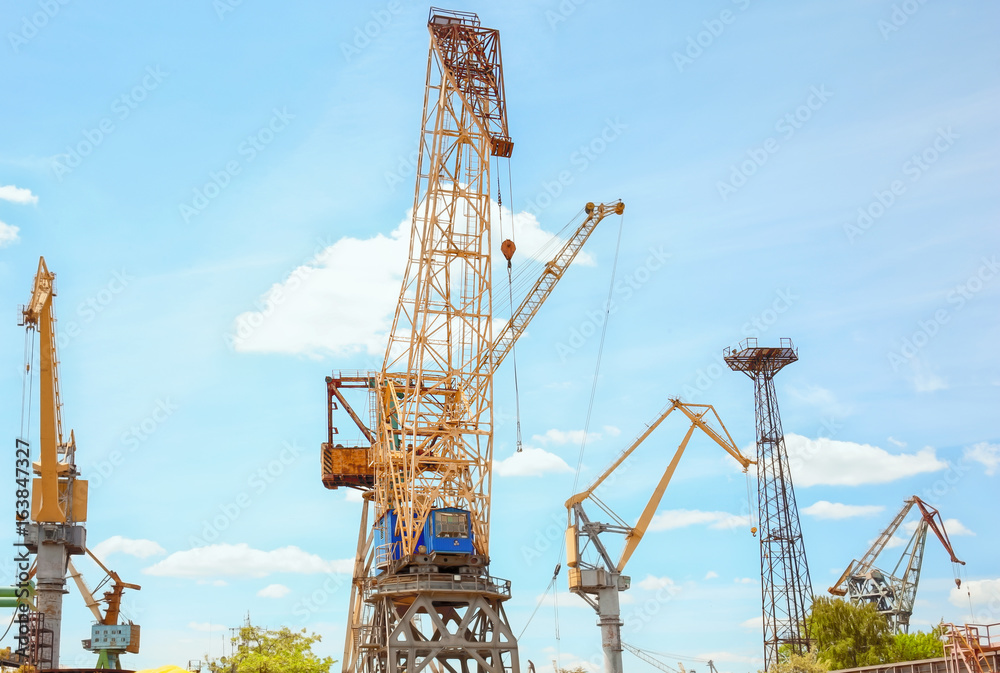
[566,399,754,574]
[22,258,89,525]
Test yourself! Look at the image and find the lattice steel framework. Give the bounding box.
[378,6,511,561]
[725,338,812,670]
[345,9,519,673]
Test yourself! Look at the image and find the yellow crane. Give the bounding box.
[565,399,755,673]
[18,257,89,670]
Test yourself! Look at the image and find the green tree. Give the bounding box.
[769,647,830,673]
[206,622,334,673]
[806,598,893,669]
[888,625,945,662]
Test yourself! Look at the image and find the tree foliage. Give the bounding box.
[803,598,945,671]
[807,598,893,669]
[205,622,334,673]
[888,626,945,663]
[769,647,830,673]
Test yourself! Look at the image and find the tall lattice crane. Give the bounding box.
[725,338,813,670]
[319,9,624,673]
[564,400,754,673]
[18,257,89,670]
[828,495,965,633]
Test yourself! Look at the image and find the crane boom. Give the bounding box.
[67,559,103,623]
[829,499,916,596]
[622,643,679,673]
[828,495,965,633]
[565,399,754,673]
[488,200,624,372]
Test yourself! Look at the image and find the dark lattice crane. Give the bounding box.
[829,495,965,633]
[725,338,813,670]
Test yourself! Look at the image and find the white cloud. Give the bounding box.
[230,204,592,358]
[949,578,1000,607]
[603,425,621,437]
[257,583,291,599]
[705,571,719,580]
[494,446,572,477]
[941,518,975,537]
[780,434,947,486]
[231,219,407,358]
[965,442,1000,476]
[802,501,884,520]
[649,509,750,532]
[740,615,763,629]
[344,489,365,503]
[906,358,948,393]
[637,574,677,591]
[882,534,908,549]
[92,536,166,560]
[787,384,852,416]
[734,577,755,585]
[143,544,352,578]
[0,184,38,205]
[189,621,227,633]
[887,436,907,448]
[532,428,601,446]
[0,221,19,247]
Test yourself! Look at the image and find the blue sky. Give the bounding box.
[1,0,998,670]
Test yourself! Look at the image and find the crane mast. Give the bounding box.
[18,257,88,671]
[323,11,626,673]
[349,9,519,673]
[376,6,512,562]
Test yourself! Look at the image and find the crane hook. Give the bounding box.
[501,239,515,269]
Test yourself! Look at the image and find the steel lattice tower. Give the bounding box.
[725,338,813,670]
[340,9,519,673]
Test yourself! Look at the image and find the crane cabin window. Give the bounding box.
[434,511,470,538]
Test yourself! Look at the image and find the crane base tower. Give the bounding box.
[356,575,518,673]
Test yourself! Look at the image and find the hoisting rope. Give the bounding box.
[517,564,561,640]
[571,206,625,492]
[515,204,626,650]
[20,327,35,442]
[497,158,523,452]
